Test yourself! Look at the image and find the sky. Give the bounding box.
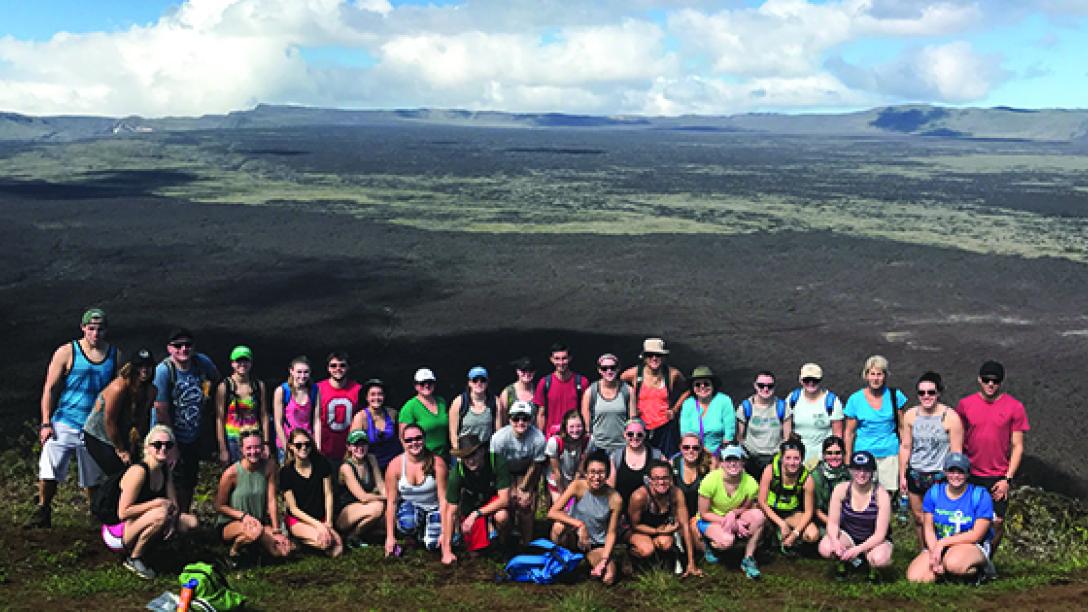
[1,0,1086,118]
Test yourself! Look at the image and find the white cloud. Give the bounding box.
[0,1,1065,117]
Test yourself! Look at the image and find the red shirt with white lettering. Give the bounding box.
[316,380,361,461]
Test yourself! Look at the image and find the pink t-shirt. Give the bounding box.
[955,393,1030,477]
[534,373,587,436]
[317,380,361,461]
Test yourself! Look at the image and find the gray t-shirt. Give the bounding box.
[490,425,547,475]
[457,395,495,442]
[739,396,792,456]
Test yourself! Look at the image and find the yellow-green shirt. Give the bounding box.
[697,469,758,519]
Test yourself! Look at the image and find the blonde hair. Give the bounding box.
[143,424,175,448]
[861,355,889,379]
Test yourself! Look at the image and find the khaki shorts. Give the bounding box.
[875,455,899,492]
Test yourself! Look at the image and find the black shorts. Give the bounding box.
[968,476,1009,518]
[171,440,201,490]
[906,468,945,496]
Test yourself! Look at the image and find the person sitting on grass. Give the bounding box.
[818,450,893,582]
[548,450,623,585]
[758,438,817,555]
[626,460,702,577]
[907,452,995,584]
[335,429,386,549]
[280,428,342,557]
[215,428,293,567]
[114,425,198,579]
[697,445,765,580]
[445,433,512,556]
[384,423,455,564]
[811,436,850,531]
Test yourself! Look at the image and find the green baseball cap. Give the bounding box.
[81,308,107,325]
[230,345,253,361]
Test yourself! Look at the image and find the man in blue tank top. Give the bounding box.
[27,309,119,528]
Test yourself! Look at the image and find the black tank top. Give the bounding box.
[616,448,651,508]
[671,455,704,517]
[640,485,674,528]
[135,463,167,504]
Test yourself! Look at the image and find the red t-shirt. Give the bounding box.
[954,392,1029,478]
[316,380,361,461]
[534,373,587,436]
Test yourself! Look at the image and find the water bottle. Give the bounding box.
[177,579,198,612]
[897,492,910,524]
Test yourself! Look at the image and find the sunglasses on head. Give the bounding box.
[756,382,775,390]
[170,341,192,349]
[292,441,312,450]
[403,435,425,444]
[149,440,175,451]
[801,377,821,385]
[918,389,938,397]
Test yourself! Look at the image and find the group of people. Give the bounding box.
[29,310,1029,585]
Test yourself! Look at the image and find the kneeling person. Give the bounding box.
[446,434,512,553]
[627,460,701,577]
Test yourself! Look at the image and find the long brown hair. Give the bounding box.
[680,433,712,476]
[285,428,315,467]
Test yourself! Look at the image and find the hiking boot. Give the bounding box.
[24,504,51,528]
[124,556,156,580]
[740,556,761,580]
[835,562,848,581]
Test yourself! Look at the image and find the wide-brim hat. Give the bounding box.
[690,365,716,381]
[451,434,485,458]
[641,337,669,356]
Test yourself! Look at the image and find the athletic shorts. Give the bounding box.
[875,455,899,493]
[171,440,201,490]
[906,468,945,496]
[968,476,1009,518]
[101,522,126,552]
[39,421,102,487]
[839,531,893,550]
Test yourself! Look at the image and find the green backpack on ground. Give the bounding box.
[178,562,245,611]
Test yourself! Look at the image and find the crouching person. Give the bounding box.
[626,460,702,577]
[907,452,995,583]
[216,429,294,567]
[819,451,893,582]
[115,425,198,579]
[384,424,455,564]
[445,434,512,556]
[335,430,387,548]
[548,450,623,585]
[697,445,765,580]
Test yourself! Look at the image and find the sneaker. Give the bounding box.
[703,546,720,565]
[835,562,848,581]
[24,504,51,529]
[124,556,156,580]
[740,556,761,580]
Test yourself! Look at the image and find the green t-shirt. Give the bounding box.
[399,396,450,456]
[697,469,759,519]
[446,452,512,511]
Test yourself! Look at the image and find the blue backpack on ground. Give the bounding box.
[502,539,584,584]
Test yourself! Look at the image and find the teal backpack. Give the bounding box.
[178,562,245,611]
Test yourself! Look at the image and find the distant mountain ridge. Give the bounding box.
[2,104,1087,143]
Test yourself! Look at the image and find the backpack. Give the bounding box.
[162,357,212,400]
[91,463,146,525]
[178,562,245,611]
[502,538,585,584]
[278,382,319,412]
[223,376,263,414]
[787,388,838,417]
[741,397,787,422]
[458,390,498,424]
[887,387,904,434]
[587,381,631,423]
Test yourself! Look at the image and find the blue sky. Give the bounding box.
[1,0,1085,117]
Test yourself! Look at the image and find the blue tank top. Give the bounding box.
[54,341,117,429]
[365,407,402,471]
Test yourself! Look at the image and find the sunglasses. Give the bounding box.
[693,381,712,388]
[824,450,843,456]
[980,377,1002,385]
[681,444,702,451]
[149,440,175,451]
[510,415,531,423]
[292,442,312,450]
[755,382,775,390]
[470,377,487,383]
[801,377,821,385]
[625,431,645,440]
[918,389,938,397]
[170,341,193,349]
[416,380,435,387]
[328,363,348,370]
[403,435,425,444]
[599,364,618,372]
